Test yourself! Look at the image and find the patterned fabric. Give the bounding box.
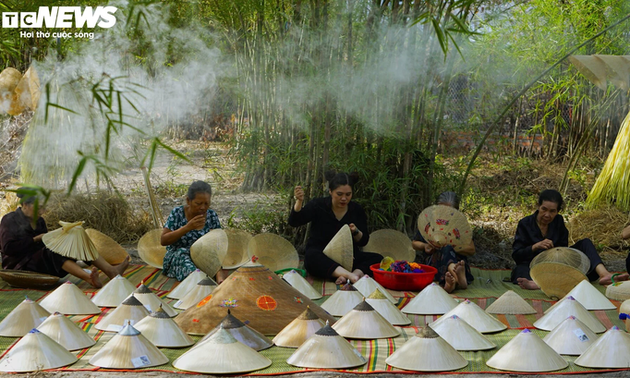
[162,206,221,281]
[414,231,473,285]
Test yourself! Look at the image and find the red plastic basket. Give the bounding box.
[370,263,437,291]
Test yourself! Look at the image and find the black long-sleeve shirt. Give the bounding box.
[0,208,48,270]
[512,211,569,266]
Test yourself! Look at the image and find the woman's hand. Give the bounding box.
[186,214,206,231]
[294,185,304,212]
[533,238,554,252]
[349,223,362,241]
[423,243,435,254]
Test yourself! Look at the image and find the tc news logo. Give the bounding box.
[1,6,117,29]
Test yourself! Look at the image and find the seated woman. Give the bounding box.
[412,191,475,293]
[623,225,630,273]
[288,172,382,284]
[0,190,129,288]
[513,189,629,289]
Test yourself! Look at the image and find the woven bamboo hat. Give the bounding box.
[39,281,101,315]
[42,221,100,261]
[133,306,194,348]
[543,316,599,355]
[354,275,397,304]
[247,233,299,272]
[0,68,21,104]
[137,229,166,269]
[0,329,77,372]
[366,289,411,325]
[332,300,400,339]
[547,280,615,311]
[323,225,353,271]
[174,326,271,374]
[190,229,228,277]
[485,290,536,315]
[385,326,468,372]
[89,322,168,369]
[273,306,326,348]
[167,269,207,299]
[282,270,322,299]
[126,283,177,317]
[430,299,506,334]
[37,312,96,351]
[530,247,589,299]
[606,280,630,301]
[11,66,40,113]
[197,309,273,351]
[431,315,496,351]
[174,277,216,310]
[223,229,253,269]
[533,296,605,333]
[287,321,367,369]
[401,282,458,315]
[575,326,630,368]
[486,329,568,372]
[363,229,415,262]
[569,55,608,90]
[320,282,363,316]
[0,297,50,337]
[91,275,136,308]
[85,229,129,265]
[0,269,59,289]
[418,205,472,252]
[95,294,150,332]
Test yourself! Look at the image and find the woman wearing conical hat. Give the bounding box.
[0,188,129,288]
[289,172,383,284]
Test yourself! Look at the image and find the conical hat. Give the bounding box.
[575,326,630,368]
[89,323,168,369]
[606,280,630,301]
[418,205,472,252]
[133,306,194,348]
[320,282,364,316]
[126,284,177,317]
[273,307,325,348]
[596,55,630,90]
[530,247,589,299]
[85,229,129,265]
[12,66,40,111]
[282,270,322,299]
[247,233,299,272]
[363,229,415,262]
[175,263,336,335]
[354,275,397,304]
[430,315,496,351]
[222,229,253,269]
[0,297,50,337]
[366,289,411,325]
[402,282,458,315]
[42,221,100,261]
[385,327,468,372]
[533,296,605,333]
[543,316,599,355]
[430,299,506,333]
[173,326,272,374]
[0,269,59,288]
[167,269,207,299]
[91,274,136,307]
[95,294,150,332]
[486,329,568,372]
[197,309,273,351]
[332,300,400,339]
[190,228,228,277]
[39,281,101,315]
[322,225,353,271]
[137,229,166,269]
[550,280,616,311]
[0,329,77,372]
[0,68,21,97]
[569,55,608,90]
[485,290,536,314]
[36,312,96,351]
[287,322,367,369]
[173,277,216,310]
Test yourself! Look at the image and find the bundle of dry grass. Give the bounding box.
[568,206,630,251]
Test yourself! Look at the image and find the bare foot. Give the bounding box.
[88,267,102,288]
[517,277,540,290]
[444,272,456,293]
[110,256,130,278]
[454,261,468,290]
[599,272,630,286]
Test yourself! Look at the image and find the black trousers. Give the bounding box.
[304,247,383,280]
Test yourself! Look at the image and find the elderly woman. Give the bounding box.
[161,181,223,281]
[412,192,475,293]
[0,190,129,288]
[513,189,629,289]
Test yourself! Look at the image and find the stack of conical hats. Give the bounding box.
[0,297,49,337]
[137,229,166,269]
[273,306,325,348]
[386,326,468,372]
[190,229,228,277]
[332,300,400,339]
[222,229,253,269]
[363,229,415,262]
[366,289,410,325]
[542,316,598,355]
[42,221,100,261]
[321,282,363,316]
[0,329,77,372]
[282,270,322,299]
[354,275,397,304]
[575,326,630,368]
[134,306,194,348]
[534,296,605,332]
[322,225,353,271]
[402,282,458,315]
[287,322,367,369]
[39,281,101,315]
[91,275,136,307]
[167,269,206,299]
[247,233,299,271]
[174,326,272,374]
[84,228,129,265]
[485,290,536,314]
[127,283,177,316]
[430,299,506,333]
[546,280,615,312]
[174,277,217,310]
[197,309,273,351]
[95,294,150,332]
[37,312,95,351]
[486,329,568,372]
[431,315,495,351]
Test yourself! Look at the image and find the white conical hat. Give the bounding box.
[363,229,415,262]
[190,229,228,277]
[332,300,400,339]
[273,306,325,348]
[385,327,468,372]
[84,228,129,265]
[534,296,605,333]
[606,280,630,301]
[548,280,616,311]
[137,228,166,269]
[173,326,272,374]
[167,269,207,299]
[569,55,608,90]
[287,322,367,369]
[39,281,101,315]
[320,282,364,316]
[485,290,536,315]
[222,229,253,269]
[197,309,273,351]
[133,306,194,348]
[126,284,177,317]
[366,289,411,325]
[174,277,216,310]
[0,297,50,337]
[354,275,397,304]
[431,315,496,351]
[89,323,168,369]
[322,225,354,271]
[247,233,299,272]
[36,312,95,351]
[42,221,100,261]
[91,275,136,307]
[282,270,322,299]
[95,294,150,332]
[430,299,506,334]
[401,282,458,315]
[543,316,599,355]
[0,329,77,372]
[486,329,568,372]
[575,326,630,368]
